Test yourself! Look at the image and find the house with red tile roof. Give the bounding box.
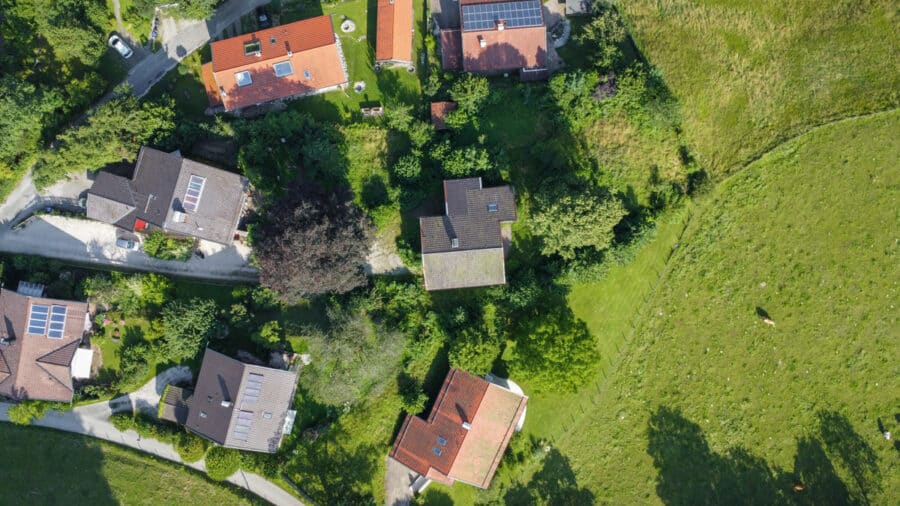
[202,15,349,112]
[0,285,90,402]
[440,0,548,76]
[430,101,458,130]
[389,369,528,489]
[376,0,414,66]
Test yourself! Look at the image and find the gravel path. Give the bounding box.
[385,456,418,506]
[0,367,303,506]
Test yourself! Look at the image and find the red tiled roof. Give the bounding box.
[461,25,547,72]
[430,101,457,130]
[440,29,463,70]
[204,16,348,111]
[210,16,337,72]
[201,62,223,107]
[389,369,527,488]
[376,0,414,63]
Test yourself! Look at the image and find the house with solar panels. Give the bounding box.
[440,0,549,78]
[86,147,250,245]
[174,349,298,453]
[0,283,92,402]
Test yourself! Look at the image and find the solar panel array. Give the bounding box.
[183,175,206,212]
[27,304,49,335]
[233,410,254,442]
[462,0,543,32]
[48,305,67,339]
[241,372,263,405]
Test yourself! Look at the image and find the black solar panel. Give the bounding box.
[462,0,543,32]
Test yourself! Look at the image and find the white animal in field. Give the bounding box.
[762,317,776,327]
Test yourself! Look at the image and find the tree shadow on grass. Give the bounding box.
[500,448,594,505]
[647,407,880,505]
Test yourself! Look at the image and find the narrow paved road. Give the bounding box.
[125,0,269,98]
[0,368,303,506]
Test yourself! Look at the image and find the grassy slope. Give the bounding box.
[557,111,899,503]
[0,425,257,505]
[622,0,899,176]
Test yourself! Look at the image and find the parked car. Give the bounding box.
[256,7,272,29]
[108,35,134,59]
[115,238,140,251]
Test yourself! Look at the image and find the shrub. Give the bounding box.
[251,320,282,350]
[175,431,208,463]
[205,446,242,481]
[142,230,194,261]
[7,400,53,425]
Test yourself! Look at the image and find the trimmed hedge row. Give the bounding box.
[109,411,207,463]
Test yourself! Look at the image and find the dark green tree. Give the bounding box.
[511,309,598,392]
[577,6,627,71]
[531,178,627,260]
[35,91,175,188]
[449,74,491,114]
[252,183,374,301]
[158,298,219,361]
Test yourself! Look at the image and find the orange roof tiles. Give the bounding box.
[376,0,414,63]
[461,25,547,72]
[204,16,348,111]
[430,101,457,130]
[201,63,223,107]
[389,369,527,489]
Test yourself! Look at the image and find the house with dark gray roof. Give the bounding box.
[0,285,90,402]
[182,348,298,453]
[419,178,517,290]
[86,147,250,245]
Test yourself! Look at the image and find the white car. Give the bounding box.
[115,238,140,251]
[108,35,134,59]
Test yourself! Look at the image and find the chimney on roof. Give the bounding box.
[462,421,471,430]
[221,400,233,408]
[497,20,505,31]
[451,237,459,248]
[479,36,487,49]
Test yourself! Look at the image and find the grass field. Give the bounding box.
[0,425,258,505]
[546,111,899,504]
[622,0,899,177]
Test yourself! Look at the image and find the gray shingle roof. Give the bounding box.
[420,178,516,290]
[86,147,248,245]
[185,349,297,453]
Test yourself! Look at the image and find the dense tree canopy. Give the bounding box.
[511,309,598,392]
[531,178,628,260]
[35,91,175,188]
[0,77,61,167]
[158,298,219,361]
[235,111,343,196]
[252,184,374,301]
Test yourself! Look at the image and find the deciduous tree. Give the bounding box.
[158,298,219,361]
[511,309,598,392]
[252,184,374,301]
[531,178,627,260]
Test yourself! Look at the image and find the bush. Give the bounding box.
[175,431,208,463]
[205,446,242,481]
[143,230,194,261]
[7,400,53,425]
[251,320,282,350]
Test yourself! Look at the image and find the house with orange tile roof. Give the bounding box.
[376,0,414,66]
[440,0,548,77]
[389,369,527,490]
[0,284,90,403]
[202,15,349,112]
[430,101,457,130]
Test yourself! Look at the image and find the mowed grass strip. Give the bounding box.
[622,0,899,176]
[557,111,899,503]
[0,425,258,505]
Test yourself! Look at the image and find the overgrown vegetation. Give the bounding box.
[142,230,195,261]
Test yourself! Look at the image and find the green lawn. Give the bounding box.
[549,111,899,504]
[622,0,898,177]
[280,0,425,122]
[0,425,259,505]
